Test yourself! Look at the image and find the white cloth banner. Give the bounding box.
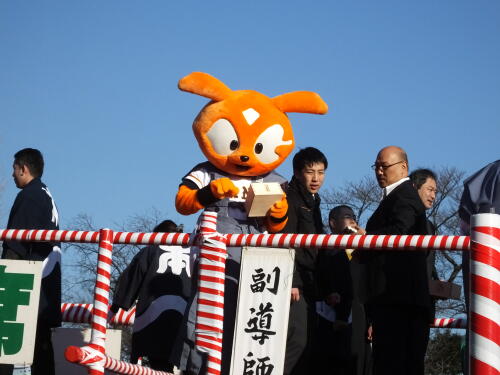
[230,247,294,375]
[0,260,42,365]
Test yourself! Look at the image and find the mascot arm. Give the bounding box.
[265,194,288,232]
[209,177,240,199]
[175,178,240,216]
[176,185,205,215]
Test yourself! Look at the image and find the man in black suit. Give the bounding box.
[361,146,430,375]
[409,168,440,322]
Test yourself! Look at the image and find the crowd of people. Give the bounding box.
[280,146,437,375]
[1,147,498,375]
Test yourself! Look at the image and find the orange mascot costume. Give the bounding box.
[173,72,327,375]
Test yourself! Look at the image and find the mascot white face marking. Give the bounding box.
[242,108,260,125]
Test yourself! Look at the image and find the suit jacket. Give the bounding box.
[282,176,324,299]
[361,180,430,312]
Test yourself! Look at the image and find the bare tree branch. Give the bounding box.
[62,208,173,302]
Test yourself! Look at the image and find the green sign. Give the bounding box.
[0,260,42,365]
[0,265,34,356]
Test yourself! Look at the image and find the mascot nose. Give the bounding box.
[240,155,249,162]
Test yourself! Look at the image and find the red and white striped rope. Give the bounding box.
[195,212,227,375]
[61,303,93,324]
[60,302,466,329]
[111,305,136,326]
[0,228,190,246]
[432,318,467,329]
[225,233,470,251]
[61,303,136,326]
[0,228,469,251]
[65,345,171,375]
[469,213,500,375]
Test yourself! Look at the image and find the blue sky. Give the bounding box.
[1,1,499,232]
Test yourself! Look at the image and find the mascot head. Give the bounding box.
[179,72,328,177]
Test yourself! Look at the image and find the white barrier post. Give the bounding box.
[195,211,228,375]
[469,213,500,374]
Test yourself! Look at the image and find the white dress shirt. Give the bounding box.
[382,177,410,199]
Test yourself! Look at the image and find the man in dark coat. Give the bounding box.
[281,147,327,375]
[1,148,61,375]
[316,205,371,375]
[409,168,440,322]
[361,146,430,375]
[111,220,191,372]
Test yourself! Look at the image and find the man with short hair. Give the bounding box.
[1,148,61,375]
[410,168,437,210]
[281,147,327,375]
[409,168,440,342]
[361,146,430,375]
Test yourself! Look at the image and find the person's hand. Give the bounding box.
[268,194,288,219]
[209,178,239,199]
[325,292,341,306]
[291,287,300,302]
[367,324,373,342]
[349,224,366,235]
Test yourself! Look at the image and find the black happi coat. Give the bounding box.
[362,180,430,310]
[2,177,62,327]
[282,176,324,299]
[111,244,191,361]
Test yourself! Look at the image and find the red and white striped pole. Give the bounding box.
[65,228,114,375]
[66,347,171,374]
[469,213,500,374]
[195,212,227,375]
[61,303,136,326]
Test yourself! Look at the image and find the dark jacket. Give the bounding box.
[361,180,430,312]
[3,178,59,259]
[112,244,191,360]
[2,177,62,327]
[282,176,324,299]
[317,249,353,321]
[425,220,439,321]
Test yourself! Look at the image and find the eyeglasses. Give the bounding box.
[371,160,405,171]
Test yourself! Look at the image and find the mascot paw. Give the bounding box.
[210,177,240,199]
[268,194,288,219]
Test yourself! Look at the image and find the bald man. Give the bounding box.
[361,146,430,375]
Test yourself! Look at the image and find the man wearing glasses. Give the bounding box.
[360,146,431,375]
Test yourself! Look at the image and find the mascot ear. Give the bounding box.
[272,91,328,115]
[178,72,233,102]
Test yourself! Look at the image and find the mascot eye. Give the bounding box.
[206,119,239,156]
[254,124,292,164]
